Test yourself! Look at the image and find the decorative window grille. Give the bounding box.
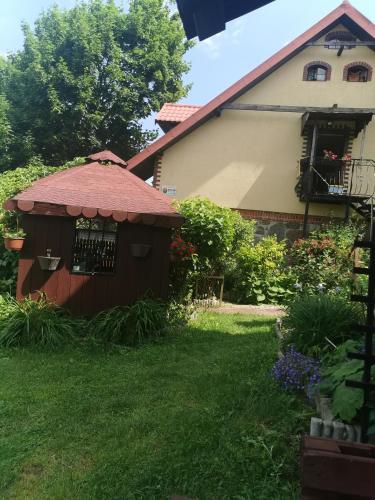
[72,218,118,274]
[347,66,369,82]
[307,65,328,81]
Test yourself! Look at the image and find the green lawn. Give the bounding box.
[0,312,310,499]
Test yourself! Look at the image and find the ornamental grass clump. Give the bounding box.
[0,294,80,348]
[90,298,167,346]
[272,346,320,400]
[282,295,362,357]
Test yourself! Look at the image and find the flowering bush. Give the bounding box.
[289,222,363,296]
[170,235,196,262]
[272,346,320,399]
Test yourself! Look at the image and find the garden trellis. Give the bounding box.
[350,222,375,443]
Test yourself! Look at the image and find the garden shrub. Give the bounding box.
[172,197,255,303]
[0,294,81,348]
[176,197,248,272]
[90,298,167,346]
[319,340,365,423]
[289,220,365,296]
[226,236,294,304]
[282,295,362,356]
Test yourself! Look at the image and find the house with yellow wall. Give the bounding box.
[127,1,375,240]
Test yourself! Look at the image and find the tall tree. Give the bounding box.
[1,0,192,169]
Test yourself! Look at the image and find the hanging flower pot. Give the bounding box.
[130,243,151,258]
[37,249,61,271]
[4,237,25,251]
[3,229,26,252]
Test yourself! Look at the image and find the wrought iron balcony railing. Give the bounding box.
[298,157,375,201]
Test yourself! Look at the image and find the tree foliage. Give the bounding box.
[0,158,84,294]
[1,0,192,169]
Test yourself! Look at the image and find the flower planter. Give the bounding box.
[130,243,151,258]
[301,435,375,498]
[37,249,61,271]
[4,237,25,251]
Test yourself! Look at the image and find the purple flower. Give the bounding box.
[271,346,320,400]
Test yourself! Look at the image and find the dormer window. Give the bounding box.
[303,62,331,82]
[344,62,373,82]
[325,31,356,50]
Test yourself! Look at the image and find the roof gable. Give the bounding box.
[127,1,375,180]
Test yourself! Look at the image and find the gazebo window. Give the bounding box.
[72,218,118,274]
[347,66,369,82]
[307,65,328,81]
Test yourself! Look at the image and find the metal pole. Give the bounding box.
[362,221,375,443]
[304,125,318,237]
[360,124,367,161]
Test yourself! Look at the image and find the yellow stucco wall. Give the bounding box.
[158,25,375,217]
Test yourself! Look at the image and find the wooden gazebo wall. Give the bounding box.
[17,214,171,316]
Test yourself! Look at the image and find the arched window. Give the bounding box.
[303,62,331,82]
[308,65,328,81]
[344,62,373,82]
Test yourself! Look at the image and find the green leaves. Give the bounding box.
[283,296,362,356]
[0,0,192,168]
[331,382,363,422]
[319,341,365,423]
[226,236,293,305]
[176,197,241,271]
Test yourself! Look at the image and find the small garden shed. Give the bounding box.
[4,151,183,316]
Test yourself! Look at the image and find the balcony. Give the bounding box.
[298,157,375,203]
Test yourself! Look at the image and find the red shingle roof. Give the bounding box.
[87,150,128,167]
[127,1,375,179]
[156,103,202,124]
[6,156,182,226]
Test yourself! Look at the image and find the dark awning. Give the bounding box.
[176,0,275,41]
[301,111,374,137]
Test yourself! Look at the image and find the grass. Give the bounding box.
[0,312,311,499]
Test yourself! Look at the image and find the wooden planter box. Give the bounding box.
[301,435,375,499]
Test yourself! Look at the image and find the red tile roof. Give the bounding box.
[87,150,127,167]
[156,103,202,124]
[127,1,375,179]
[6,156,182,226]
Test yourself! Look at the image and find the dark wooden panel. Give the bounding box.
[17,217,171,315]
[16,215,35,300]
[55,217,75,307]
[302,436,375,499]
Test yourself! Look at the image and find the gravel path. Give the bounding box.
[213,302,286,317]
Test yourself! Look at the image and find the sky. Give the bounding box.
[1,0,375,133]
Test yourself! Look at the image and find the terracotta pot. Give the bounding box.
[4,237,25,251]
